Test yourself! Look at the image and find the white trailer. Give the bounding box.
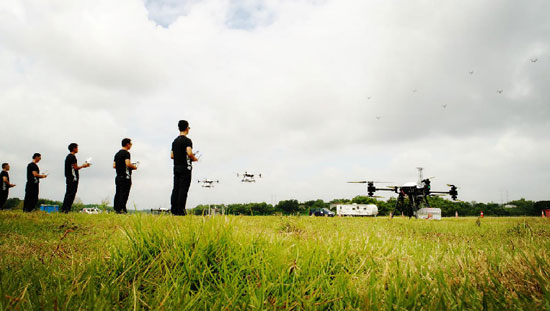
[335,203,378,217]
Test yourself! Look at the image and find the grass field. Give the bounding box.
[0,212,549,310]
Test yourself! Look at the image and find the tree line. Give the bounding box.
[193,196,550,217]
[2,198,112,213]
[3,196,549,216]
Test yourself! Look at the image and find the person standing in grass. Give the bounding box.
[61,143,91,213]
[0,163,16,209]
[171,120,198,216]
[113,138,138,214]
[23,153,47,212]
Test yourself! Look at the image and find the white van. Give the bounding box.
[81,207,101,214]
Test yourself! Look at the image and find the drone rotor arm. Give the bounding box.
[376,188,397,193]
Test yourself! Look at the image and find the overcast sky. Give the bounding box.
[0,0,548,209]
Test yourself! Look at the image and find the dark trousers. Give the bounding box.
[114,176,131,214]
[23,182,39,212]
[171,167,191,216]
[0,191,8,210]
[62,180,79,213]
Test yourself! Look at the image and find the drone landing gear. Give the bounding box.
[392,194,431,219]
[392,195,410,218]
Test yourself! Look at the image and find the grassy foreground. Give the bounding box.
[0,212,549,310]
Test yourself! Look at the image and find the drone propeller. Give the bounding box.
[446,184,459,200]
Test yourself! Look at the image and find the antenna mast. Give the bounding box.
[416,167,424,187]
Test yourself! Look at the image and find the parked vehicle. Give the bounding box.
[335,204,378,216]
[81,207,101,214]
[309,208,335,217]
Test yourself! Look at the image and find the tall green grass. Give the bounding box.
[1,212,549,310]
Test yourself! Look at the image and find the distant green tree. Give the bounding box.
[2,198,22,210]
[225,203,256,215]
[73,198,85,212]
[351,196,378,204]
[192,204,229,215]
[381,198,397,216]
[534,201,550,215]
[99,197,113,213]
[276,200,300,215]
[330,198,351,204]
[506,198,536,216]
[249,202,274,215]
[192,205,208,215]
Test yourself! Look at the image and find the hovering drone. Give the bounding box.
[348,167,458,218]
[198,179,219,188]
[237,172,261,183]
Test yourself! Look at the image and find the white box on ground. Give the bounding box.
[416,208,442,220]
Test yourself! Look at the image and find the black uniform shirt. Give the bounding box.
[27,162,39,184]
[65,153,78,182]
[172,135,193,170]
[0,171,8,192]
[114,149,131,179]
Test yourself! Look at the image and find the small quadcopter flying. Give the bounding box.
[348,167,458,218]
[198,179,219,188]
[237,172,261,183]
